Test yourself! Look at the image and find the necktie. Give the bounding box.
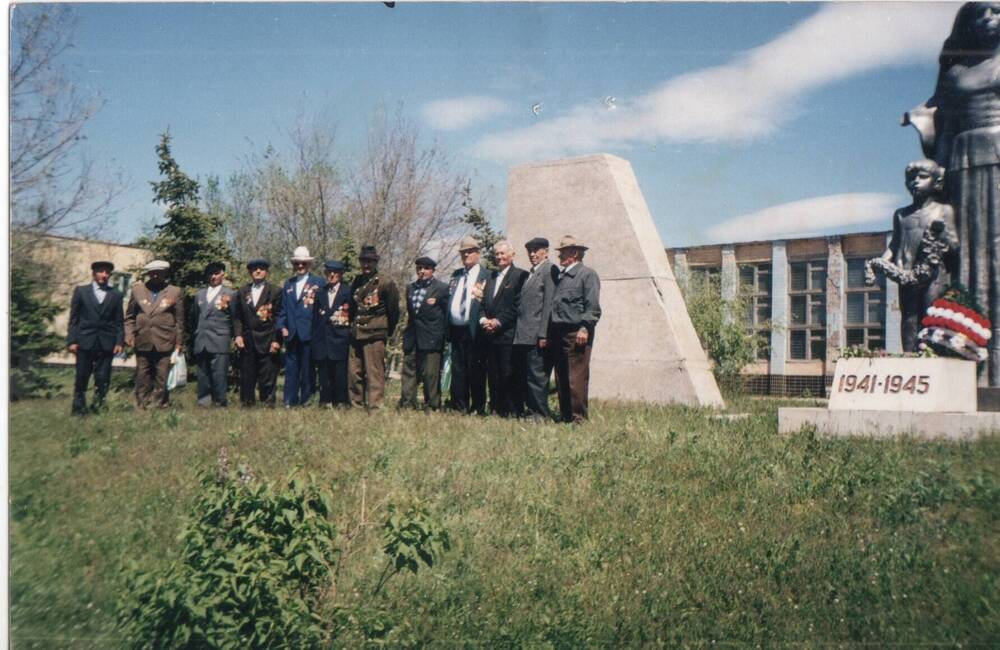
[462,271,471,320]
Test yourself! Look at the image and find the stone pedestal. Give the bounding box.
[505,154,724,407]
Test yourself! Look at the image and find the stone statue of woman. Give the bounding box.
[904,2,1000,385]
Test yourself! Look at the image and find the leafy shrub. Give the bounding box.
[118,450,338,648]
[682,273,760,387]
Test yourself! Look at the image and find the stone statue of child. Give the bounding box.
[865,159,958,351]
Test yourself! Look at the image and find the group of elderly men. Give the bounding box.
[66,235,602,423]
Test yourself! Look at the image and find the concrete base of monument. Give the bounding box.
[778,407,1000,441]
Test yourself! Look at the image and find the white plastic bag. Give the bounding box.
[167,350,188,390]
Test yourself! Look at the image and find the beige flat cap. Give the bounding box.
[143,259,170,272]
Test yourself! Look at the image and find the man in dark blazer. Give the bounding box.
[276,246,324,407]
[192,262,238,407]
[448,235,490,414]
[234,258,283,406]
[125,260,185,409]
[399,256,450,411]
[512,237,558,419]
[480,240,529,417]
[311,260,352,407]
[67,260,125,415]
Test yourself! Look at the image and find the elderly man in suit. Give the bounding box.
[512,237,558,419]
[399,256,450,411]
[312,260,352,408]
[276,246,324,407]
[348,246,400,410]
[234,258,283,406]
[125,260,185,409]
[448,236,490,414]
[193,262,238,407]
[548,236,602,423]
[67,260,125,415]
[480,240,529,417]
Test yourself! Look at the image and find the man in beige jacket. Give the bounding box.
[125,260,185,408]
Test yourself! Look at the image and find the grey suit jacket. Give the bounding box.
[193,286,238,354]
[513,259,557,346]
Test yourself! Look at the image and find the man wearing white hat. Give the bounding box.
[275,246,324,406]
[125,260,185,409]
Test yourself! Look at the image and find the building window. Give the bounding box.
[688,266,720,289]
[739,263,771,359]
[845,258,885,350]
[788,260,826,360]
[111,271,133,297]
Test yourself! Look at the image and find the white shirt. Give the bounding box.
[559,262,579,277]
[294,274,308,300]
[92,281,109,304]
[449,264,482,326]
[251,281,265,306]
[492,266,510,298]
[206,284,223,306]
[327,283,340,305]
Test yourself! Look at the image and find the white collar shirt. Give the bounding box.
[294,274,308,299]
[206,284,223,305]
[92,281,109,304]
[251,282,265,305]
[449,264,481,325]
[492,266,510,298]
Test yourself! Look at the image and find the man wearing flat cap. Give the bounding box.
[235,258,283,406]
[348,245,400,410]
[67,261,125,415]
[276,246,324,407]
[399,256,450,411]
[125,260,185,409]
[312,260,352,407]
[192,262,238,407]
[513,237,559,419]
[448,235,490,414]
[548,236,601,423]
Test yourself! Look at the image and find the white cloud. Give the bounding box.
[705,193,902,243]
[421,95,510,131]
[474,3,956,162]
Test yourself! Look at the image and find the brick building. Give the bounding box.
[668,230,899,396]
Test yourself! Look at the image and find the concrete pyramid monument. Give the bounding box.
[506,154,724,407]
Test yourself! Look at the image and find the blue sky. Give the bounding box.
[35,2,958,248]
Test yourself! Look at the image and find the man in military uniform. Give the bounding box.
[348,245,400,410]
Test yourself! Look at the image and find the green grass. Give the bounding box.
[10,372,1000,647]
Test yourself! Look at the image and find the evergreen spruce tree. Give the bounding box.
[10,264,63,400]
[136,132,233,293]
[460,182,502,270]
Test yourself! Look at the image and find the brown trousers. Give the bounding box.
[553,330,592,423]
[348,339,386,409]
[135,350,172,408]
[399,350,442,411]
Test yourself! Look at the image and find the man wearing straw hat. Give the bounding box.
[276,246,324,407]
[548,236,601,423]
[125,259,185,409]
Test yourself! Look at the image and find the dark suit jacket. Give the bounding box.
[67,284,125,351]
[193,286,239,354]
[402,278,450,353]
[311,282,352,361]
[276,273,324,342]
[482,266,528,346]
[448,264,488,338]
[234,281,283,353]
[125,283,185,353]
